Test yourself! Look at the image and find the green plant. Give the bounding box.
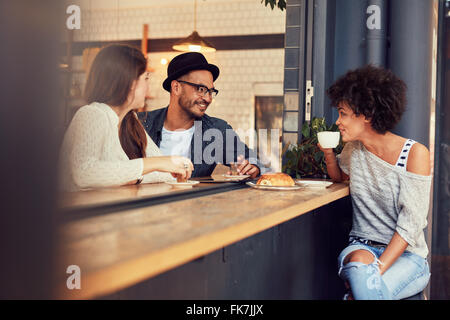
[282,117,344,178]
[261,0,286,11]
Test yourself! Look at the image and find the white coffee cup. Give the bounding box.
[318,131,340,148]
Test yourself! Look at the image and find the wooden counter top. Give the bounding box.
[59,174,246,212]
[56,182,349,299]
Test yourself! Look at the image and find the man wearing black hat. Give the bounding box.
[138,52,264,178]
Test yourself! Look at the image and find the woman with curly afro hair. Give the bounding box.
[320,65,432,300]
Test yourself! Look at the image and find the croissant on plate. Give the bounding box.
[256,172,295,187]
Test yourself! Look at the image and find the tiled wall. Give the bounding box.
[72,48,284,131]
[67,0,286,132]
[71,0,286,41]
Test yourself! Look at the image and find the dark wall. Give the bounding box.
[311,0,336,122]
[0,1,62,299]
[431,1,450,300]
[311,0,434,148]
[389,0,434,147]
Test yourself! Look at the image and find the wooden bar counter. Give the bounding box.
[56,181,350,299]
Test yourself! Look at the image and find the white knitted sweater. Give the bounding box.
[59,102,175,191]
[337,141,432,258]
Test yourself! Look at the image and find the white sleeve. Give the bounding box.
[396,173,432,247]
[65,107,144,189]
[336,141,356,176]
[141,132,176,183]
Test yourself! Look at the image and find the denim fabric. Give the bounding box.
[337,238,430,300]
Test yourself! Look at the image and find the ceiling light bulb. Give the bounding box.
[188,45,202,52]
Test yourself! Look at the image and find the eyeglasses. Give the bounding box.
[176,80,219,98]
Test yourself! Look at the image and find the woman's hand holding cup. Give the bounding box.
[317,132,340,167]
[317,131,340,149]
[317,131,340,157]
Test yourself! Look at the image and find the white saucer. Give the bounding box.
[165,180,200,188]
[295,180,333,188]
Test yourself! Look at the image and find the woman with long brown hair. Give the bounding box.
[59,44,193,191]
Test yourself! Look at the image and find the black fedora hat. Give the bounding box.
[163,52,220,92]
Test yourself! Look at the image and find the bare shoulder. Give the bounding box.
[406,143,431,176]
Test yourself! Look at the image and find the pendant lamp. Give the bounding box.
[172,0,216,52]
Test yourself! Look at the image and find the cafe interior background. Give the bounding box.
[0,0,449,300]
[61,0,286,172]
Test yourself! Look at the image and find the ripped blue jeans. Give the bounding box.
[337,238,430,300]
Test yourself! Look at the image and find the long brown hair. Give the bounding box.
[84,44,147,159]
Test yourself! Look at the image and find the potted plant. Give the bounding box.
[282,117,344,179]
[261,0,286,11]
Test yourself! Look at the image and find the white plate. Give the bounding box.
[222,174,251,181]
[294,180,333,188]
[246,181,302,191]
[165,180,200,188]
